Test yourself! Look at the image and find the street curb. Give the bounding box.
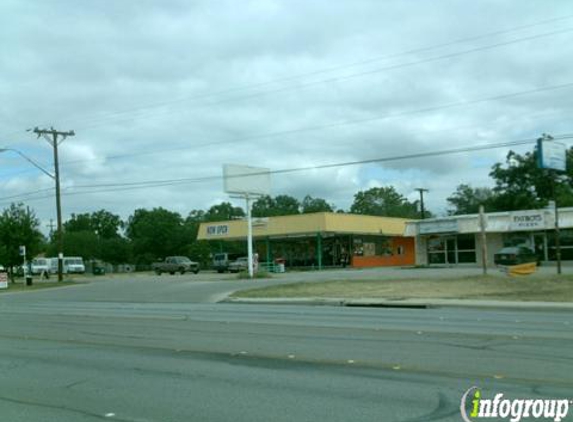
[222,297,573,311]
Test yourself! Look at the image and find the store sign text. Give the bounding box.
[206,224,229,236]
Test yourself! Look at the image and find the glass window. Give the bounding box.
[427,237,445,252]
[428,252,445,264]
[456,234,475,251]
[457,251,476,263]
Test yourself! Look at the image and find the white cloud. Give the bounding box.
[0,0,572,224]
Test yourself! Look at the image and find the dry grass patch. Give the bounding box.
[232,275,573,302]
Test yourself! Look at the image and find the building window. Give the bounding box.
[426,234,476,265]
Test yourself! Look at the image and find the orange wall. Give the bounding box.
[352,237,415,267]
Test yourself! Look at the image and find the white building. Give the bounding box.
[405,207,573,266]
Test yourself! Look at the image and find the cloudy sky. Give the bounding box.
[1,0,572,230]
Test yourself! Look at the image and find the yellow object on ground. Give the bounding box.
[508,262,537,276]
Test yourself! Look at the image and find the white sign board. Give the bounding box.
[419,220,459,234]
[205,224,230,237]
[509,211,546,231]
[537,138,566,171]
[0,272,7,289]
[223,164,271,196]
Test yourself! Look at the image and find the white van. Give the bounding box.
[49,257,86,274]
[31,258,51,275]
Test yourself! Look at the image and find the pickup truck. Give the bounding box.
[152,256,200,275]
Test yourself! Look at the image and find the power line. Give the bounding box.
[52,14,573,131]
[69,27,573,132]
[1,22,569,174]
[53,80,573,167]
[3,133,571,206]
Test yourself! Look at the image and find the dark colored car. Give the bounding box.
[152,256,200,275]
[493,246,539,266]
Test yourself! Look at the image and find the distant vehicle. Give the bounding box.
[228,257,249,273]
[152,256,200,275]
[49,257,86,274]
[212,252,242,273]
[31,258,51,275]
[494,246,539,266]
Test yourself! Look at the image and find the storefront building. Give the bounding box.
[197,212,416,269]
[405,207,573,266]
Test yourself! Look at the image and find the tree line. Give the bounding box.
[1,146,571,272]
[0,187,425,273]
[446,147,573,215]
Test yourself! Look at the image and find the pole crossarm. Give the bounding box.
[33,127,75,146]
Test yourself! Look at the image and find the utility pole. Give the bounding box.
[479,205,488,275]
[47,219,55,238]
[33,127,75,282]
[415,188,429,219]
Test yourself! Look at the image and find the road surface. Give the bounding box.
[0,276,572,421]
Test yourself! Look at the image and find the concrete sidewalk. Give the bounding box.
[224,296,573,311]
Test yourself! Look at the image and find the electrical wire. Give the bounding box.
[53,15,573,130]
[70,27,573,132]
[3,133,571,206]
[54,80,573,167]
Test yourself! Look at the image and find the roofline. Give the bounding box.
[411,206,573,223]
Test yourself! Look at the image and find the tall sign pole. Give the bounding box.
[223,164,271,279]
[33,127,75,282]
[246,194,254,279]
[536,133,565,275]
[479,205,488,275]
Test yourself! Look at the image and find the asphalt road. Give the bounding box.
[1,275,572,422]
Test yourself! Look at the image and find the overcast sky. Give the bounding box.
[1,0,572,231]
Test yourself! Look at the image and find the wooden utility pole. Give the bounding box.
[479,205,488,275]
[415,188,429,219]
[33,127,75,282]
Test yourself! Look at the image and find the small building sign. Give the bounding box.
[509,211,546,231]
[206,224,229,237]
[537,138,566,171]
[419,220,458,235]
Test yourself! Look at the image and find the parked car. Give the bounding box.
[494,246,539,266]
[152,256,200,275]
[228,257,249,273]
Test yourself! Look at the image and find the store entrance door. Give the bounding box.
[533,233,547,262]
[446,237,457,264]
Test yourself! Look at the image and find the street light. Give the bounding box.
[0,148,55,180]
[0,147,60,279]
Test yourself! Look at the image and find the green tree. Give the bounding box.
[350,187,421,218]
[57,210,127,263]
[204,202,245,222]
[100,237,132,265]
[300,195,334,213]
[126,208,188,263]
[447,184,495,215]
[0,203,43,281]
[61,231,100,260]
[252,195,300,217]
[489,148,573,211]
[64,210,123,239]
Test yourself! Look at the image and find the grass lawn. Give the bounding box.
[0,280,78,293]
[232,275,573,302]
